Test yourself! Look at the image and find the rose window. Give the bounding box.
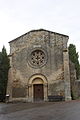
[30,50,46,67]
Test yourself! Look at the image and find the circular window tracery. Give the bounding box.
[29,49,47,68]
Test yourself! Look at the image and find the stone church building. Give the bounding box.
[7,29,72,102]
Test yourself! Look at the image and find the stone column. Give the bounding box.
[63,49,71,101]
[28,84,32,102]
[44,84,48,101]
[32,85,34,102]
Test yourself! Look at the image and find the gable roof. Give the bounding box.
[9,29,69,43]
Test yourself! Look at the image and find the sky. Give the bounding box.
[0,0,80,62]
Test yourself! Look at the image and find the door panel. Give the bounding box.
[34,84,44,101]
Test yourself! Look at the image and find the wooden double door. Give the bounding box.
[33,84,44,101]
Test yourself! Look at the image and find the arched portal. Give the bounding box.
[33,78,44,101]
[28,74,48,102]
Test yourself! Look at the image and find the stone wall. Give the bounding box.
[7,29,71,102]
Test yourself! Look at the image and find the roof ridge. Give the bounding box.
[9,29,69,43]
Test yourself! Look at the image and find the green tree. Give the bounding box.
[0,46,10,101]
[68,44,80,79]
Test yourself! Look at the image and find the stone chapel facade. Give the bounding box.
[7,29,72,102]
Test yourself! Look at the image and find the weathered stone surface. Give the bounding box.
[7,29,72,102]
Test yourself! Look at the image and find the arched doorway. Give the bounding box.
[28,74,48,102]
[32,78,44,101]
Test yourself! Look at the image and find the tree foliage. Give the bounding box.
[0,46,10,101]
[68,44,80,79]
